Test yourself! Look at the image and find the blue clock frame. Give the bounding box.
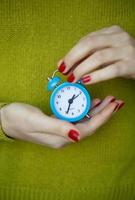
[50,82,91,122]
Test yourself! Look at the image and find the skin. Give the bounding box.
[1,25,130,149]
[0,96,124,149]
[58,25,135,83]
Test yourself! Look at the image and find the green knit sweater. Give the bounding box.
[0,0,135,199]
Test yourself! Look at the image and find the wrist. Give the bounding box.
[0,103,14,141]
[0,103,8,125]
[0,109,1,126]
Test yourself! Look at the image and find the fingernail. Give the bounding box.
[58,62,66,73]
[113,102,125,112]
[67,73,75,82]
[82,75,91,83]
[109,97,116,103]
[68,130,80,142]
[113,103,119,112]
[117,102,125,111]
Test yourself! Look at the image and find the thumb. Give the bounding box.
[36,114,80,143]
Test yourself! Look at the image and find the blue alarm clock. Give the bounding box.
[47,70,92,122]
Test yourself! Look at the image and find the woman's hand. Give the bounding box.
[57,25,135,84]
[0,97,124,149]
[0,102,81,147]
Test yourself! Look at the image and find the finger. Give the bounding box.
[76,101,122,139]
[33,114,81,143]
[89,25,122,36]
[57,26,122,69]
[81,61,125,85]
[58,34,114,74]
[57,58,64,69]
[27,131,71,149]
[90,98,102,109]
[74,98,102,124]
[79,96,115,123]
[88,102,119,131]
[58,27,127,75]
[112,100,125,112]
[81,97,124,123]
[90,96,116,116]
[67,46,127,82]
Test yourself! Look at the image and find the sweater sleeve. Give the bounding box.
[0,102,14,142]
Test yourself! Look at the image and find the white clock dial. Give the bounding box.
[54,85,87,119]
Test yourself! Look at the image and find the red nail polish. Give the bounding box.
[117,102,125,111]
[109,97,116,103]
[82,75,91,83]
[113,103,120,112]
[58,62,66,73]
[113,103,119,112]
[68,130,80,142]
[67,73,75,82]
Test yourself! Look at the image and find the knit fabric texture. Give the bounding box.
[0,0,135,199]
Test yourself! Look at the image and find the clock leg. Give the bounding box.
[86,114,91,119]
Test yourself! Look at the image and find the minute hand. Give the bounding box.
[72,92,81,100]
[66,94,76,114]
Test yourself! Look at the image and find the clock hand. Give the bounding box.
[66,94,75,114]
[72,92,81,100]
[66,92,82,114]
[71,94,76,101]
[66,103,71,114]
[68,94,76,103]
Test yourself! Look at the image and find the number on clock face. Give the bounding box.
[54,85,87,119]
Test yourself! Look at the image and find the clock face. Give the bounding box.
[50,82,91,122]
